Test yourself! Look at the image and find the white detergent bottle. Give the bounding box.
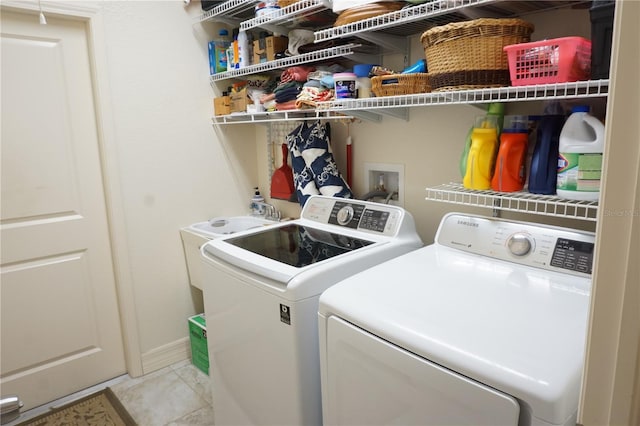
[556,105,605,201]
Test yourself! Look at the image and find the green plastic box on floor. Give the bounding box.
[188,314,209,375]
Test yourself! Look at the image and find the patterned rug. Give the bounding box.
[17,388,136,426]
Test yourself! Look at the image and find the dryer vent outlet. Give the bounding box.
[363,163,404,206]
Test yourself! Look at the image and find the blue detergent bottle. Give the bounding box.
[528,104,566,195]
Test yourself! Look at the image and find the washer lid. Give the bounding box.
[319,244,592,425]
[223,223,374,268]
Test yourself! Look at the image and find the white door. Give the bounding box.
[0,8,126,410]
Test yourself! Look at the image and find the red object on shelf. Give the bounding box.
[504,37,592,86]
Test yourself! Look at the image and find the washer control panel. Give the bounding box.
[301,196,406,237]
[436,213,595,277]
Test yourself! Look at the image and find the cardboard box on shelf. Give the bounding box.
[230,87,250,113]
[214,95,231,116]
[253,36,288,64]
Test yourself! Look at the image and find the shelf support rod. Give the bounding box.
[343,110,382,123]
[354,32,407,55]
[374,107,409,121]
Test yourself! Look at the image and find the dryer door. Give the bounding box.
[324,316,520,426]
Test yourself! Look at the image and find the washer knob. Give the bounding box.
[508,233,533,256]
[336,205,354,225]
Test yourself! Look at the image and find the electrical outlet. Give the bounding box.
[363,163,404,206]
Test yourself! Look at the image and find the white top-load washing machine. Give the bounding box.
[319,213,595,426]
[200,195,423,426]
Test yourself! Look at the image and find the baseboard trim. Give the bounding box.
[141,337,190,374]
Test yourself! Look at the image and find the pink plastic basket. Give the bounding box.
[504,37,592,86]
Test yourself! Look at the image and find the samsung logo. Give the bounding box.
[457,220,479,228]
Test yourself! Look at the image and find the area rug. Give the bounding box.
[17,388,136,426]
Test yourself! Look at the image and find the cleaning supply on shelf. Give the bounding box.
[334,73,357,99]
[491,115,529,192]
[528,104,566,195]
[353,64,375,98]
[250,187,265,216]
[211,29,230,74]
[459,103,504,178]
[557,105,605,201]
[463,115,499,190]
[237,30,250,68]
[401,59,427,74]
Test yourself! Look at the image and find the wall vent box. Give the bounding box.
[364,162,405,206]
[188,314,209,375]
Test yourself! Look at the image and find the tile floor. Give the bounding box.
[9,359,213,426]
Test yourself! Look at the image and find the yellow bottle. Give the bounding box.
[463,116,499,190]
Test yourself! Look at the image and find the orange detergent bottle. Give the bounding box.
[463,115,499,190]
[491,115,530,192]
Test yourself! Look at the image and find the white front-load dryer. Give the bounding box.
[319,213,595,426]
[200,195,423,426]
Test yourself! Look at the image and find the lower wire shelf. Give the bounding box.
[426,182,598,221]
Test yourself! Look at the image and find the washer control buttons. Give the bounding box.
[507,233,533,256]
[336,205,355,225]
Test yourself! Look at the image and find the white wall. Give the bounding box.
[258,8,596,244]
[98,0,258,371]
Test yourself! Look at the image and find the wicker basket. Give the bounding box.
[278,0,301,7]
[421,18,534,91]
[371,73,431,97]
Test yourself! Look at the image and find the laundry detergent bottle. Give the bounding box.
[459,103,504,178]
[556,105,605,201]
[528,110,565,195]
[491,115,529,192]
[463,115,499,190]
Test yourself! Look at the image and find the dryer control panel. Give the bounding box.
[435,213,595,277]
[300,196,408,237]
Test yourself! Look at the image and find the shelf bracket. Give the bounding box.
[342,110,382,123]
[375,107,409,121]
[349,52,382,65]
[253,23,288,37]
[354,32,408,55]
[201,16,241,26]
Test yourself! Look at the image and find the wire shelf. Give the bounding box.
[209,43,359,82]
[314,0,589,42]
[241,0,329,31]
[212,110,353,124]
[320,80,610,113]
[426,183,598,221]
[199,0,260,23]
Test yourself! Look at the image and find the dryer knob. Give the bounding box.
[336,205,354,225]
[508,233,533,256]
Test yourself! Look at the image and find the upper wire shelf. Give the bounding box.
[209,43,359,82]
[198,0,260,23]
[314,0,590,41]
[240,0,330,31]
[426,182,598,221]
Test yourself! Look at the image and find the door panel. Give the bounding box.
[1,9,125,410]
[325,316,520,426]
